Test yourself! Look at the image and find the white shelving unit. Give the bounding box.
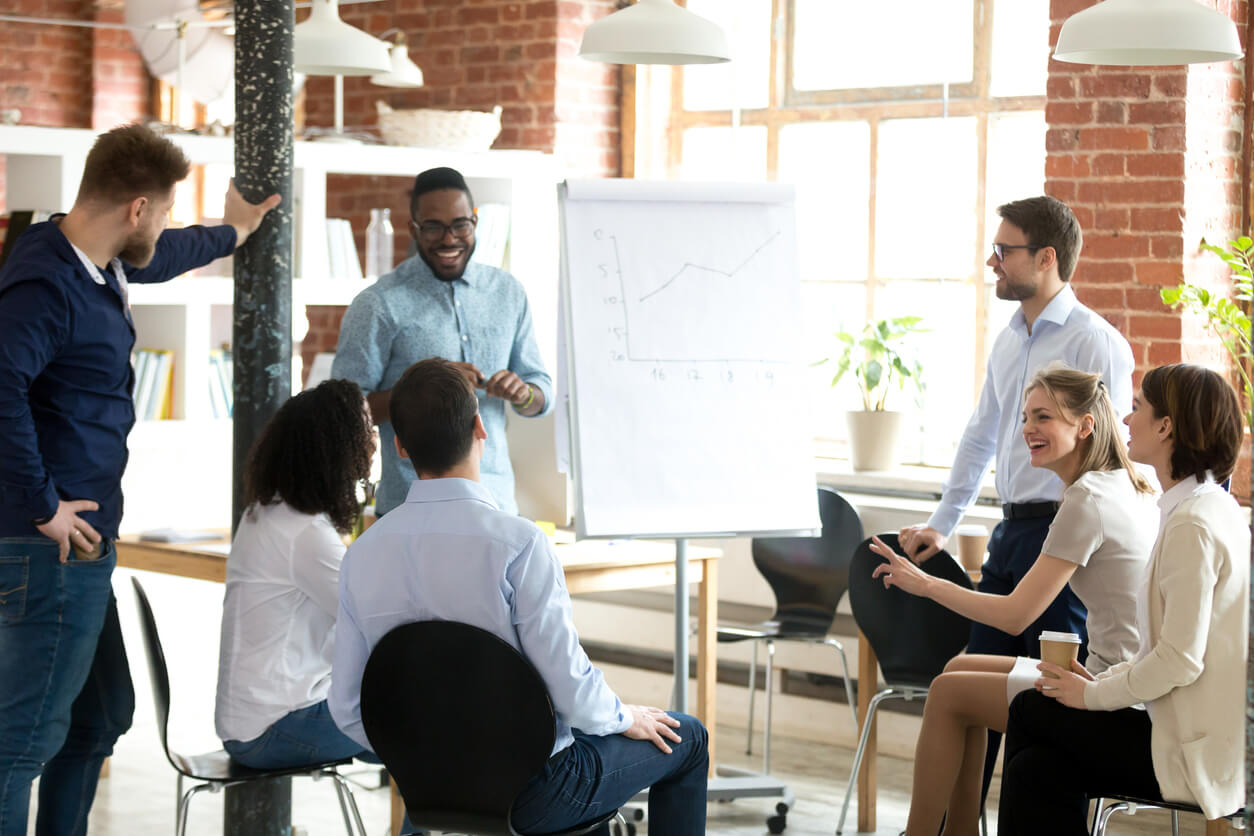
[0,125,560,532]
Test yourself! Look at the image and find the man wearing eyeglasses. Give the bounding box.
[332,167,551,517]
[896,195,1134,801]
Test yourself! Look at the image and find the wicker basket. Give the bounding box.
[376,101,503,151]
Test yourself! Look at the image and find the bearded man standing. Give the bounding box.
[331,167,552,517]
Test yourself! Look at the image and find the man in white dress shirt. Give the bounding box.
[329,358,709,835]
[897,195,1134,802]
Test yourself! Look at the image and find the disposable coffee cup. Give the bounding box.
[1038,630,1082,678]
[955,524,989,573]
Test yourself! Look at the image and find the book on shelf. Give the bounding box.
[326,218,363,281]
[208,348,233,418]
[131,348,175,420]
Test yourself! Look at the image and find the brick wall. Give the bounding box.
[1047,0,1248,379]
[0,2,150,214]
[299,0,621,361]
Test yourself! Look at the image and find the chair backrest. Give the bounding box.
[750,486,864,631]
[360,620,556,836]
[848,533,973,689]
[130,577,176,765]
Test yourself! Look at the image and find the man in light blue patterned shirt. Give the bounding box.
[331,167,552,516]
[329,359,709,835]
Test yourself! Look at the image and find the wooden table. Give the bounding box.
[115,534,721,836]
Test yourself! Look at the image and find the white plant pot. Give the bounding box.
[846,410,904,472]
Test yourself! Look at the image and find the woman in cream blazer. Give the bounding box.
[998,363,1249,834]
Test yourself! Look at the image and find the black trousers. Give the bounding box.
[971,515,1090,808]
[998,690,1161,836]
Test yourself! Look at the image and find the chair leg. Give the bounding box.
[1171,808,1180,836]
[1092,801,1131,836]
[1090,797,1105,835]
[746,640,758,755]
[763,639,776,775]
[327,770,368,836]
[825,638,858,731]
[177,782,214,836]
[175,774,184,831]
[836,689,899,835]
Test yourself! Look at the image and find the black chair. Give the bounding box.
[716,486,863,773]
[360,620,625,836]
[836,533,974,835]
[130,577,366,836]
[1091,794,1246,835]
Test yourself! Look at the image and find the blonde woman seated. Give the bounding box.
[868,365,1157,836]
[999,364,1248,834]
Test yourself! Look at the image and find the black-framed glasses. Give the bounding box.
[413,217,477,241]
[991,243,1042,262]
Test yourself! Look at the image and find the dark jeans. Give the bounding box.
[509,712,709,836]
[224,699,378,770]
[969,515,1088,808]
[1000,690,1160,836]
[0,539,134,836]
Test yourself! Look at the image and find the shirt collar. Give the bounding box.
[67,240,125,288]
[404,476,500,509]
[1009,284,1077,335]
[1156,473,1216,529]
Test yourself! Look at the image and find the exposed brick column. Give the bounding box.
[1046,0,1247,377]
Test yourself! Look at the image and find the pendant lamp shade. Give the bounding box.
[1054,0,1243,65]
[295,0,391,76]
[372,43,424,88]
[579,0,730,65]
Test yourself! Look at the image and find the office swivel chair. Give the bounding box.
[836,534,974,835]
[716,486,863,773]
[360,620,626,836]
[130,577,366,836]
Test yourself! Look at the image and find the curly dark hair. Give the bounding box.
[243,378,374,533]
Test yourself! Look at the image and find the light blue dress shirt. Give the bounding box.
[927,285,1134,537]
[331,256,553,516]
[328,477,632,754]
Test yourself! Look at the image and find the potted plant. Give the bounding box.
[1160,236,1253,431]
[817,315,927,471]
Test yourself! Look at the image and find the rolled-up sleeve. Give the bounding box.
[332,290,393,395]
[508,295,553,417]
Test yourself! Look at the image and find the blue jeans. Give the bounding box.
[224,700,378,770]
[0,538,134,836]
[509,712,709,836]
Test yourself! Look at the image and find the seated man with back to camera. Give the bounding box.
[328,358,709,835]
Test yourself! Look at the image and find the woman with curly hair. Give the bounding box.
[214,378,378,769]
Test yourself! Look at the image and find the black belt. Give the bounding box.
[1001,501,1060,520]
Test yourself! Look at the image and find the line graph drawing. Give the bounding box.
[581,204,799,364]
[638,230,782,302]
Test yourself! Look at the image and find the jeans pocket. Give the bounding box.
[0,555,30,623]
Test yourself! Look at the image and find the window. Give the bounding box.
[628,0,1048,467]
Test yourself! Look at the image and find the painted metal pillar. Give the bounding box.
[229,1,294,833]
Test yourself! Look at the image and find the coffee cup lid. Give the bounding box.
[1039,630,1081,644]
[955,524,989,536]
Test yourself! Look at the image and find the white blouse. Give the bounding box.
[215,502,345,743]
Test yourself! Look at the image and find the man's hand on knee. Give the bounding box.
[621,705,682,753]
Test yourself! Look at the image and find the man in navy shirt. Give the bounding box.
[0,123,277,836]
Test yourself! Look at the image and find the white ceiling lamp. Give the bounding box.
[294,0,391,76]
[371,32,424,88]
[579,0,730,65]
[1054,0,1243,65]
